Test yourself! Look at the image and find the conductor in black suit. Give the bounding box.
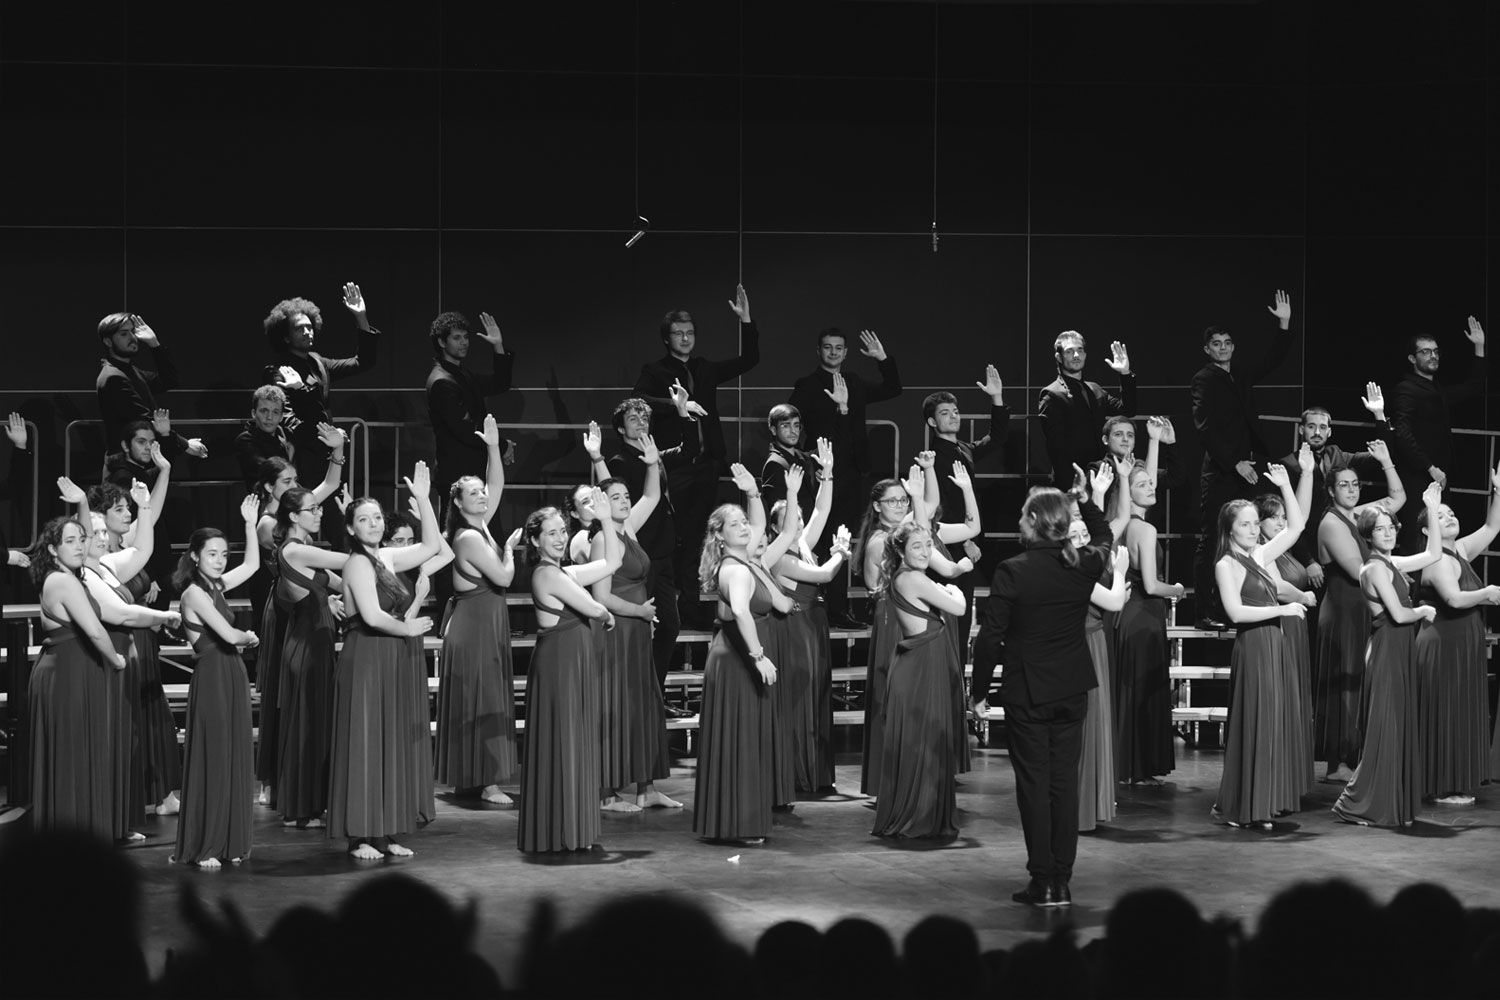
[974,481,1118,907]
[1038,333,1137,489]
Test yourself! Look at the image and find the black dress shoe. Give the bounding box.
[664,705,695,719]
[1194,616,1227,631]
[830,615,870,630]
[1052,880,1072,905]
[1011,878,1059,907]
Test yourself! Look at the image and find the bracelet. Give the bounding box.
[329,455,346,466]
[137,504,152,510]
[751,649,766,661]
[745,491,761,499]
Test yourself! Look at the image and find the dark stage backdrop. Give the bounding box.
[1,1,1497,573]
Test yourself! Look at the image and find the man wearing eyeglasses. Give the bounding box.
[1389,319,1487,550]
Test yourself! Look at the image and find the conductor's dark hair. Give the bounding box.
[97,312,133,342]
[429,311,471,356]
[263,297,324,354]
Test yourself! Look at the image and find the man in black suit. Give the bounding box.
[234,385,296,491]
[759,403,824,517]
[633,285,760,626]
[1038,334,1136,489]
[1389,318,1486,551]
[425,309,516,491]
[1188,290,1295,629]
[95,312,204,460]
[974,484,1116,907]
[789,327,902,627]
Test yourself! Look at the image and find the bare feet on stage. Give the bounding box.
[480,785,513,805]
[349,841,383,860]
[602,794,643,813]
[155,791,181,816]
[1324,764,1355,783]
[637,786,683,809]
[385,841,414,857]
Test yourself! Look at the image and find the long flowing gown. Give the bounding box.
[174,585,254,863]
[934,538,972,776]
[1315,507,1372,768]
[84,566,142,839]
[1213,552,1298,824]
[121,567,180,807]
[764,575,796,808]
[328,567,426,845]
[782,577,835,792]
[1414,549,1489,796]
[275,540,336,821]
[1079,566,1117,832]
[1273,552,1315,795]
[871,572,959,839]
[518,567,601,852]
[693,556,776,841]
[1113,516,1174,781]
[598,533,670,790]
[28,587,114,841]
[435,527,516,790]
[254,546,290,803]
[1333,554,1422,827]
[860,590,900,795]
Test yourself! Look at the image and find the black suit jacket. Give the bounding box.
[606,434,700,562]
[1389,355,1486,477]
[932,402,1010,521]
[96,349,190,456]
[1280,432,1390,567]
[634,321,760,460]
[975,498,1111,709]
[1190,324,1294,475]
[426,352,516,484]
[1038,372,1136,488]
[234,422,294,491]
[264,326,380,452]
[789,357,902,477]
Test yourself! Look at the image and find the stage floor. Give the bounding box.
[72,744,1500,984]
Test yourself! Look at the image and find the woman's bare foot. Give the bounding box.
[257,785,271,805]
[1325,764,1355,783]
[480,785,512,805]
[349,842,383,860]
[121,831,146,843]
[195,857,222,869]
[639,787,683,809]
[386,841,414,857]
[601,795,642,813]
[155,791,181,816]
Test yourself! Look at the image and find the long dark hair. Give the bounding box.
[1019,488,1079,567]
[1214,499,1257,563]
[444,475,486,543]
[523,506,564,567]
[27,516,85,589]
[856,478,903,581]
[344,498,408,606]
[272,486,316,547]
[880,521,930,594]
[172,527,224,594]
[257,457,295,516]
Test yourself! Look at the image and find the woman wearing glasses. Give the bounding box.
[855,472,919,795]
[1314,444,1404,783]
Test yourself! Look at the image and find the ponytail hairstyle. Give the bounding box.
[27,516,85,589]
[1019,487,1079,567]
[343,497,408,607]
[881,520,930,594]
[273,486,316,546]
[523,506,565,567]
[1214,499,1257,562]
[587,478,628,539]
[698,504,743,595]
[856,478,903,579]
[444,475,486,543]
[172,527,225,594]
[257,457,296,516]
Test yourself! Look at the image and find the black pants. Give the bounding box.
[818,472,867,621]
[1193,463,1259,621]
[1003,692,1088,883]
[669,458,721,629]
[646,555,682,689]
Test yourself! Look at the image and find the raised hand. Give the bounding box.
[341,281,366,318]
[1490,459,1500,492]
[1112,454,1134,480]
[1264,463,1290,489]
[815,436,834,477]
[1465,315,1485,348]
[56,476,85,505]
[1422,480,1443,508]
[730,462,758,495]
[858,330,887,361]
[589,487,611,524]
[1158,418,1177,445]
[949,461,972,491]
[823,371,850,409]
[1105,341,1131,375]
[914,450,935,471]
[902,464,924,500]
[668,379,691,413]
[406,460,431,499]
[475,413,500,448]
[1146,416,1165,441]
[1070,463,1088,497]
[275,365,305,391]
[3,411,24,449]
[1090,461,1115,498]
[830,524,853,558]
[317,422,347,450]
[131,317,159,348]
[727,283,751,323]
[784,464,805,502]
[1267,289,1292,326]
[1361,381,1385,418]
[627,431,655,468]
[240,494,260,525]
[1298,442,1314,474]
[147,441,168,471]
[1367,439,1391,466]
[151,408,171,437]
[476,311,504,350]
[129,479,151,510]
[504,527,524,552]
[1429,466,1448,488]
[975,364,1003,400]
[335,485,354,516]
[583,421,603,461]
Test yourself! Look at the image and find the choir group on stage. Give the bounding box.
[14,282,1500,904]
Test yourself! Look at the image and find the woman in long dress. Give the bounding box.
[272,486,349,829]
[27,517,128,841]
[694,465,797,843]
[870,521,966,839]
[1210,463,1308,828]
[1333,484,1444,827]
[591,433,680,812]
[1114,464,1184,783]
[86,444,181,819]
[1413,462,1500,804]
[752,464,810,810]
[857,470,924,795]
[171,502,263,867]
[328,465,440,860]
[1315,442,1405,782]
[435,416,518,805]
[1255,452,1319,798]
[518,492,621,853]
[766,438,849,795]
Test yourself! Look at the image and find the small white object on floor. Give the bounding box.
[727,855,741,864]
